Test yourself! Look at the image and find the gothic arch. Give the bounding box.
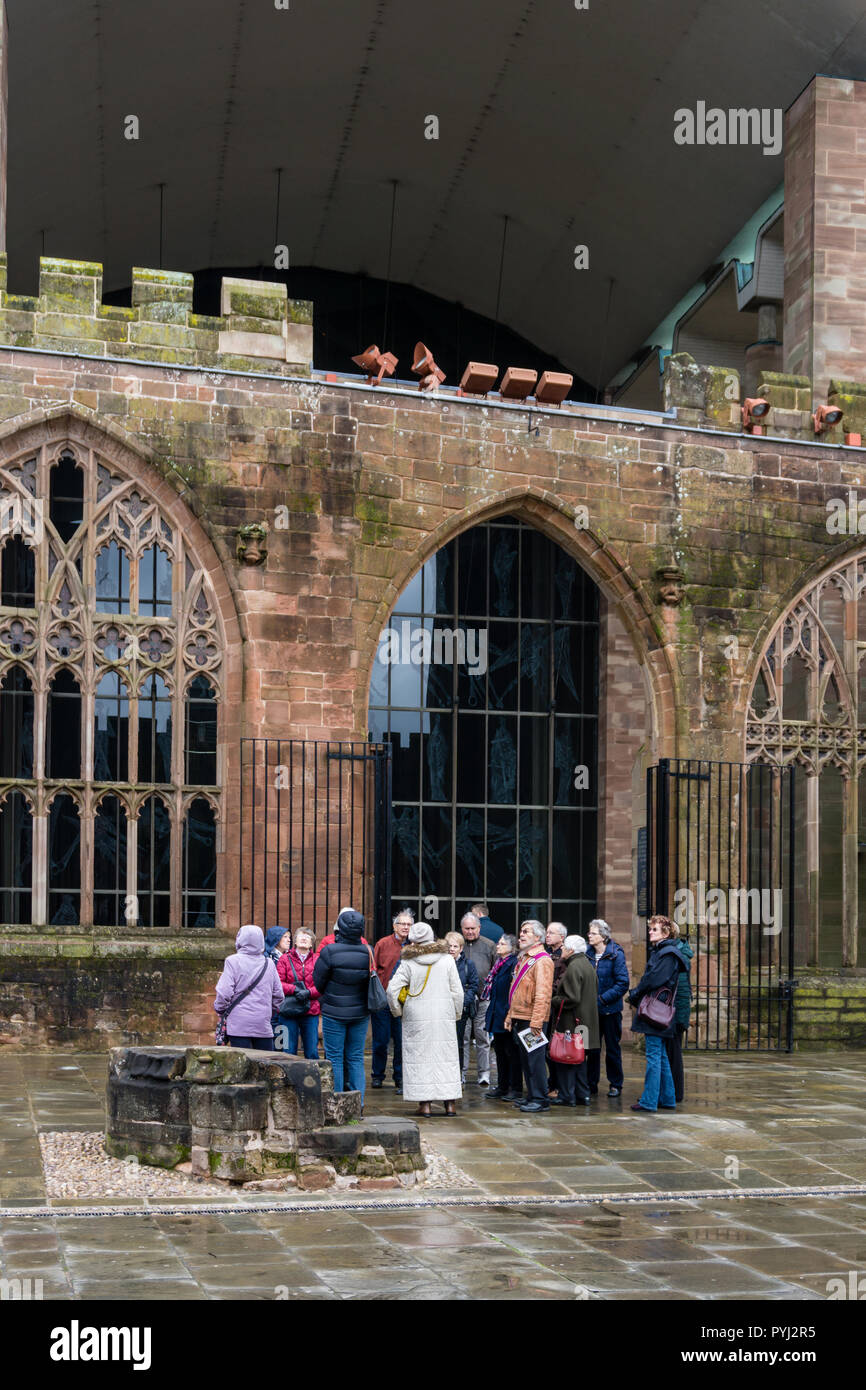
[744,547,866,967]
[358,486,675,757]
[0,411,233,929]
[0,408,241,661]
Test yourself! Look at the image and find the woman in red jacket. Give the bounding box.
[277,929,321,1058]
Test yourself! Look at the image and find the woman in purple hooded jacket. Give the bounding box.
[214,924,284,1050]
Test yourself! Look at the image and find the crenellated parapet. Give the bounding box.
[0,256,313,375]
[664,352,858,443]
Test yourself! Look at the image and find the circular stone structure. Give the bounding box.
[106,1046,424,1188]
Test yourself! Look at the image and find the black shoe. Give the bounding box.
[518,1101,550,1113]
[659,1103,676,1110]
[607,1087,622,1097]
[500,1090,522,1102]
[549,1096,568,1106]
[371,1079,384,1089]
[589,1086,598,1095]
[485,1087,505,1099]
[580,1097,591,1105]
[394,1079,403,1091]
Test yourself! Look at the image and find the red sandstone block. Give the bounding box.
[395,408,439,433]
[403,479,443,506]
[393,429,441,462]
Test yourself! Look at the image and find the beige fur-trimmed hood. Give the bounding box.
[400,939,450,962]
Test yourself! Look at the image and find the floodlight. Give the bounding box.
[412,342,446,391]
[742,397,770,432]
[499,367,538,400]
[459,362,499,396]
[351,344,398,386]
[535,371,573,407]
[813,404,844,434]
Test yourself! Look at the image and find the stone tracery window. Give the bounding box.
[0,437,222,928]
[747,554,866,967]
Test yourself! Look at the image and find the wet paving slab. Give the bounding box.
[1,1050,866,1298]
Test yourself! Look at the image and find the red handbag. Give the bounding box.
[549,1001,586,1065]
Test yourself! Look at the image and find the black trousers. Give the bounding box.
[664,1024,686,1103]
[511,1019,548,1103]
[587,1012,624,1090]
[492,1030,523,1095]
[555,1058,590,1102]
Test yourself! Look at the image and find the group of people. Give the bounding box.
[212,903,694,1117]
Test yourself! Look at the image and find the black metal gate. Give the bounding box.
[646,759,796,1051]
[239,739,392,942]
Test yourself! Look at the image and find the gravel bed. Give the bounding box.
[38,1132,476,1201]
[39,1131,232,1200]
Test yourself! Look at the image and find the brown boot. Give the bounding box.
[443,1100,457,1116]
[416,1102,432,1118]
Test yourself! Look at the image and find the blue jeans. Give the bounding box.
[371,1008,402,1082]
[639,1033,676,1111]
[279,1013,319,1059]
[321,1015,369,1100]
[228,1035,274,1051]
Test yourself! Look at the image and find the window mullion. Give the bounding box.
[127,805,139,927]
[172,791,182,929]
[31,805,47,926]
[81,794,94,928]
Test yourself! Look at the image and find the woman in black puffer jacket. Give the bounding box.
[313,909,372,1101]
[627,914,687,1114]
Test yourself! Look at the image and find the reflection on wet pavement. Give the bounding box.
[1,1051,866,1298]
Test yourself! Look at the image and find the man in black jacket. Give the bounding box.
[313,908,371,1102]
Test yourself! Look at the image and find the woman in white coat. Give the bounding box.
[387,922,464,1117]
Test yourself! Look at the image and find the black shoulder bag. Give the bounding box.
[278,956,312,1018]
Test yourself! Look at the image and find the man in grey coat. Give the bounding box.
[460,912,497,1085]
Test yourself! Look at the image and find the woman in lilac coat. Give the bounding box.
[214,924,284,1050]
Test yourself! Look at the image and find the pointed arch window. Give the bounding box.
[94,673,129,782]
[748,554,866,967]
[49,453,84,545]
[0,666,34,778]
[1,536,35,607]
[138,674,172,784]
[0,432,223,929]
[48,793,81,925]
[0,791,32,924]
[183,797,216,928]
[95,541,131,614]
[94,795,128,926]
[185,676,217,784]
[47,669,81,780]
[138,544,172,617]
[138,794,171,926]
